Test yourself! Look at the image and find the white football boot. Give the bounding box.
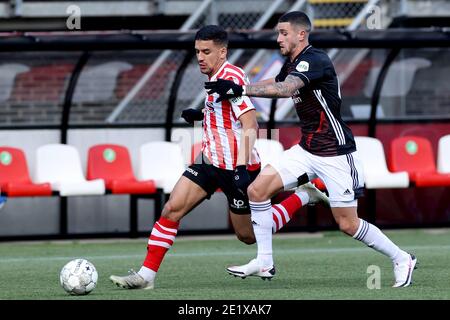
[296,182,330,207]
[392,253,418,288]
[226,259,275,280]
[110,269,154,290]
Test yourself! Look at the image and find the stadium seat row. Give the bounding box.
[0,142,185,198]
[357,135,450,188]
[255,135,450,189]
[0,62,174,103]
[1,135,449,200]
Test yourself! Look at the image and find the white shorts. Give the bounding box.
[269,144,365,208]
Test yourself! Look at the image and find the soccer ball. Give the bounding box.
[59,258,98,295]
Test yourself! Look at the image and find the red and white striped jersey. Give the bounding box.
[202,61,260,170]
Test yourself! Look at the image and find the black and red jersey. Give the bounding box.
[275,45,356,156]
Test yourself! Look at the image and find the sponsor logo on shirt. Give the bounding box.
[292,89,302,104]
[231,96,244,105]
[205,101,215,113]
[231,198,246,209]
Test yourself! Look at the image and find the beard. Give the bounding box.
[280,48,289,56]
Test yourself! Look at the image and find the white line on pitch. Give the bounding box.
[0,244,448,264]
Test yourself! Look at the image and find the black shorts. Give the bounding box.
[182,157,260,215]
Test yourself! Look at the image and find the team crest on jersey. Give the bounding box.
[296,61,309,72]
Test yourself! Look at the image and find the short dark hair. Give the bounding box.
[195,25,228,47]
[278,11,312,32]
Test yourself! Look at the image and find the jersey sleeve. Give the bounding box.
[275,61,289,82]
[289,54,326,86]
[224,74,255,119]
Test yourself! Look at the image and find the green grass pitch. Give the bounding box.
[1,228,449,300]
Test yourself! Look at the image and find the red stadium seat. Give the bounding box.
[87,144,156,194]
[0,146,52,197]
[389,136,450,187]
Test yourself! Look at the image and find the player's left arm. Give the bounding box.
[233,109,258,195]
[236,109,258,166]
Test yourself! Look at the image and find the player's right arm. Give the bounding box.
[252,78,276,86]
[205,75,303,101]
[205,54,328,102]
[244,75,304,98]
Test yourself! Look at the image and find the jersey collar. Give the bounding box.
[292,44,312,63]
[209,60,228,81]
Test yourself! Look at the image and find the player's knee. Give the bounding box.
[161,201,183,222]
[247,183,267,202]
[338,218,358,236]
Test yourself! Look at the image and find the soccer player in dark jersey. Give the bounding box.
[205,11,417,287]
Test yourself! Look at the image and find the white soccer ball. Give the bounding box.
[59,258,98,295]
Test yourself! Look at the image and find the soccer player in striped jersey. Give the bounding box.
[109,25,328,290]
[206,12,417,288]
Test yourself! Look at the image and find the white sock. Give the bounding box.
[295,191,310,205]
[353,218,408,263]
[138,266,156,282]
[250,200,273,267]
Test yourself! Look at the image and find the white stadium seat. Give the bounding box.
[138,141,185,194]
[437,134,450,174]
[254,138,284,169]
[35,144,105,196]
[355,136,409,189]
